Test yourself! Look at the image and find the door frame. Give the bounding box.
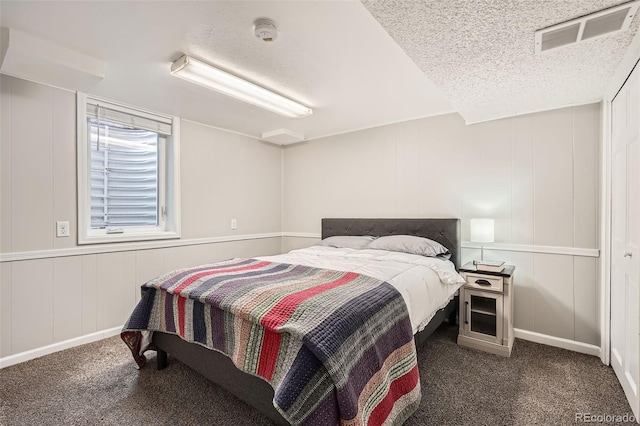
[601,99,612,365]
[603,26,640,364]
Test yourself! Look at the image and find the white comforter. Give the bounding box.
[257,246,465,334]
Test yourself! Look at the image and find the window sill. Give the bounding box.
[78,230,181,245]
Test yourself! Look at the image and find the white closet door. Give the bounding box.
[611,64,640,420]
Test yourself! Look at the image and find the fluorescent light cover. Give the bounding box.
[170,54,312,118]
[470,218,494,243]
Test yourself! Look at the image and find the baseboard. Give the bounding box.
[0,326,122,369]
[514,328,600,357]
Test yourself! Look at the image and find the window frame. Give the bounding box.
[77,93,181,244]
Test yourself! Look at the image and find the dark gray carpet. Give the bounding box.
[0,324,631,425]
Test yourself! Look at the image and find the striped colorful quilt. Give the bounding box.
[121,258,420,425]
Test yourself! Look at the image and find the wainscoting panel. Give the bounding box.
[511,251,535,333]
[573,105,599,249]
[11,259,54,354]
[1,77,12,254]
[0,262,11,357]
[281,236,320,254]
[52,88,78,251]
[1,76,285,364]
[533,253,575,340]
[81,255,97,335]
[134,249,165,304]
[10,78,54,253]
[0,238,282,359]
[53,256,83,342]
[574,256,599,345]
[283,104,601,351]
[510,115,535,245]
[278,239,599,348]
[533,109,575,248]
[96,252,128,331]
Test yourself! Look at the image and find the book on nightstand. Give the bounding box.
[473,260,505,273]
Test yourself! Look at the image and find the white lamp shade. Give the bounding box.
[470,218,494,243]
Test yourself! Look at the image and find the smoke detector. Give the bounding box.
[254,19,278,42]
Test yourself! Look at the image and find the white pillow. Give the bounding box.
[316,235,376,250]
[366,235,450,258]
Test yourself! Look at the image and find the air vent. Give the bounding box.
[535,1,640,54]
[261,129,305,145]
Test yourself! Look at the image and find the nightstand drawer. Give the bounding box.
[464,273,503,292]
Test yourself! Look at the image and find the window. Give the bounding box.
[77,94,180,244]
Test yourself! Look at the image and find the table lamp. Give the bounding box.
[470,218,494,261]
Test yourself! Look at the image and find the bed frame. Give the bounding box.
[153,218,461,425]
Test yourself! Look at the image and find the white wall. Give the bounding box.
[0,73,603,361]
[0,75,283,359]
[283,105,601,348]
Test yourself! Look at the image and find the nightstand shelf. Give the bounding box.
[457,262,515,357]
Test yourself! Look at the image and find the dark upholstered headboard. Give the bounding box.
[321,218,461,269]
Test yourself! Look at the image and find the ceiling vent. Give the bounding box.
[261,129,305,145]
[535,1,640,54]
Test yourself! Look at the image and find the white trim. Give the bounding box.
[463,99,602,126]
[280,149,285,253]
[0,233,601,262]
[170,117,182,238]
[514,328,600,357]
[280,233,600,257]
[600,100,612,365]
[186,111,459,144]
[126,108,456,146]
[0,232,282,262]
[282,232,322,239]
[302,110,456,142]
[462,241,599,257]
[77,91,90,243]
[0,326,122,369]
[181,118,263,141]
[78,230,182,245]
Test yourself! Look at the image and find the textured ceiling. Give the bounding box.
[361,0,640,124]
[2,1,638,136]
[0,1,452,141]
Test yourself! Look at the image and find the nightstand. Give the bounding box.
[457,262,515,357]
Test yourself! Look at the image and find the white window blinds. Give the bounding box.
[86,98,172,135]
[87,99,171,229]
[78,93,181,245]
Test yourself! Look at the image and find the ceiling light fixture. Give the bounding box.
[170,54,312,118]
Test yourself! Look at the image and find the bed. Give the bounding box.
[122,218,462,425]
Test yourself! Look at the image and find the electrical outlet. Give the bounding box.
[231,219,237,230]
[56,221,70,237]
